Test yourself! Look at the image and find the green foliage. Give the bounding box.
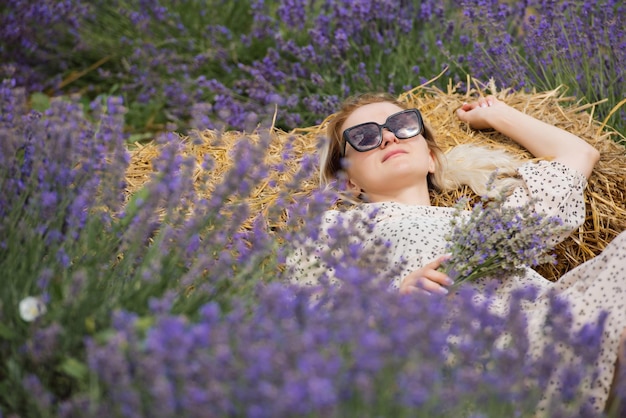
[11,0,623,138]
[0,91,289,413]
[69,0,267,132]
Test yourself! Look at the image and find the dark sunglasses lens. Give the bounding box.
[388,111,421,138]
[346,124,381,150]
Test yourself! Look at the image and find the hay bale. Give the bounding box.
[125,83,626,281]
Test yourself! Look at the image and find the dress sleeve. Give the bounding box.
[504,160,587,244]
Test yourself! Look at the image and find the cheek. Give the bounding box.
[345,151,374,171]
[345,154,376,187]
[417,139,435,173]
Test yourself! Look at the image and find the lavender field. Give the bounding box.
[1,1,625,417]
[2,0,625,135]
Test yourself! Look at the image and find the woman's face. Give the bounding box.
[341,102,435,200]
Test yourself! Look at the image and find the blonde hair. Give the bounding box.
[320,92,524,201]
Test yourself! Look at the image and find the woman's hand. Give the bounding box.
[399,255,454,296]
[455,95,505,130]
[455,95,600,179]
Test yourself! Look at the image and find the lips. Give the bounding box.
[382,149,407,162]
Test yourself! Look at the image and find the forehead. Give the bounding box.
[342,102,406,132]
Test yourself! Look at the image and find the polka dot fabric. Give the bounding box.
[289,160,626,412]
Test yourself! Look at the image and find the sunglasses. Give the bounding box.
[342,109,424,156]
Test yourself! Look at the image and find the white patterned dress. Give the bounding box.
[290,160,626,413]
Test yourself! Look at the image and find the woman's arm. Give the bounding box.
[456,96,600,179]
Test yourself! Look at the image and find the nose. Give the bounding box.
[380,128,399,148]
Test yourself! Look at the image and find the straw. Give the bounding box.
[125,83,626,281]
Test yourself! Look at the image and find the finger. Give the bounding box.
[399,273,430,295]
[400,254,453,295]
[417,276,449,295]
[424,254,453,270]
[456,102,483,121]
[460,102,478,111]
[400,269,440,295]
[424,269,454,287]
[485,96,497,106]
[399,268,421,289]
[400,285,431,297]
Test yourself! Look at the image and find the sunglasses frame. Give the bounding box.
[342,108,424,156]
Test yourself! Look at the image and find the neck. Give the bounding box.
[365,185,432,206]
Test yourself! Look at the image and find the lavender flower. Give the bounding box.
[440,190,566,287]
[3,0,623,134]
[82,275,605,417]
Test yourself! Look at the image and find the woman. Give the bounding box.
[291,92,626,413]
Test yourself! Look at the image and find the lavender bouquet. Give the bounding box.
[439,189,567,288]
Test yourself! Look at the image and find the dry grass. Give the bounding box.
[126,81,626,281]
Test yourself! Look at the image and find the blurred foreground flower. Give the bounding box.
[78,280,606,417]
[440,187,566,287]
[19,296,46,322]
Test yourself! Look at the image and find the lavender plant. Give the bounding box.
[1,0,625,412]
[1,76,624,416]
[1,0,624,136]
[73,275,610,417]
[452,0,625,134]
[439,191,566,287]
[0,0,91,92]
[0,78,131,413]
[0,78,308,415]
